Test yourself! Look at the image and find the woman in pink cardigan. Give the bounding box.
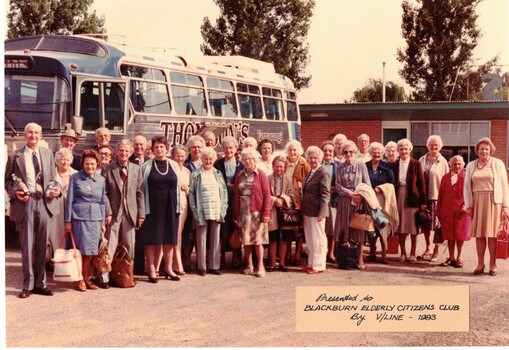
[233,147,272,278]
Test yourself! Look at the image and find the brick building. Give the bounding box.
[300,101,509,168]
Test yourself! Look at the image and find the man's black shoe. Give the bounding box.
[98,282,110,289]
[18,289,30,298]
[31,287,54,296]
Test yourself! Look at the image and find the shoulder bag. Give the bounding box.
[92,237,112,272]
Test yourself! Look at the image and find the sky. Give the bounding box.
[7,0,509,104]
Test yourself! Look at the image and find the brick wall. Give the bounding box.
[491,119,507,166]
[300,120,382,149]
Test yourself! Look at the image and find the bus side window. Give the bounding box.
[80,82,100,131]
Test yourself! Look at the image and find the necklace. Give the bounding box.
[475,158,490,170]
[154,158,169,175]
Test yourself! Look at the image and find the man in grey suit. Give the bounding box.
[5,123,61,298]
[99,139,145,288]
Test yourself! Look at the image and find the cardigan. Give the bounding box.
[233,168,272,220]
[419,153,449,201]
[394,158,427,208]
[188,166,228,226]
[464,157,509,209]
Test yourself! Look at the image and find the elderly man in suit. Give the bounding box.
[59,127,82,170]
[5,123,61,298]
[99,139,145,288]
[129,135,148,165]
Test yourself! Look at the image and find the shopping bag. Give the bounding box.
[53,231,83,282]
[387,234,399,254]
[496,221,509,260]
[335,240,359,270]
[110,243,135,288]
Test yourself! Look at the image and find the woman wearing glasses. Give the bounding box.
[334,140,371,270]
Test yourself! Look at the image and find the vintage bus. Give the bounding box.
[4,35,300,153]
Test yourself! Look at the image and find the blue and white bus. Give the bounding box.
[4,35,301,152]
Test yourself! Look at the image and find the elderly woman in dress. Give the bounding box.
[419,135,449,262]
[284,139,310,265]
[384,141,399,164]
[334,140,371,270]
[170,144,191,275]
[267,155,294,272]
[49,148,78,259]
[257,138,275,176]
[214,136,244,268]
[189,147,228,276]
[366,142,396,264]
[394,138,427,263]
[233,147,271,278]
[140,136,181,283]
[436,155,470,268]
[65,150,106,291]
[465,137,509,276]
[301,146,330,273]
[321,140,339,264]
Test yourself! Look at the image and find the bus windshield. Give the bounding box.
[5,75,70,131]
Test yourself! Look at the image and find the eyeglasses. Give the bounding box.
[343,150,354,155]
[99,152,112,157]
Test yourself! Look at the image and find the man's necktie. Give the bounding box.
[121,166,127,183]
[33,151,42,185]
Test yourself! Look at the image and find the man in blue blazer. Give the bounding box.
[5,123,61,298]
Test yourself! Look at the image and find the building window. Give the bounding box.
[411,121,490,163]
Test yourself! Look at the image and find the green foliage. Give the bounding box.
[200,0,315,90]
[396,0,482,101]
[7,0,105,39]
[352,79,407,103]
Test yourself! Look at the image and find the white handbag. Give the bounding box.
[53,231,83,282]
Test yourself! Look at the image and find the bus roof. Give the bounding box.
[5,35,295,90]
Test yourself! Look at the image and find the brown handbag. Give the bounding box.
[110,243,135,288]
[229,227,241,249]
[349,203,375,232]
[92,238,112,273]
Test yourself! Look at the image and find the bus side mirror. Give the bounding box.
[72,115,84,135]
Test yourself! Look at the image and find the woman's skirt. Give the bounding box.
[396,185,418,235]
[469,191,502,238]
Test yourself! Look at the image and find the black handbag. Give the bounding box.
[279,207,302,227]
[433,226,444,244]
[335,240,359,270]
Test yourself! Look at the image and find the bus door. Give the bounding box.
[74,76,129,134]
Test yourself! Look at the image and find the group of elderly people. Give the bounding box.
[56,129,508,290]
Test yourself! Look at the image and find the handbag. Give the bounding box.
[229,227,241,249]
[415,208,432,232]
[433,226,444,244]
[53,231,83,282]
[387,234,399,254]
[110,243,135,288]
[279,207,302,227]
[349,203,375,232]
[335,240,359,270]
[92,237,112,273]
[496,221,509,260]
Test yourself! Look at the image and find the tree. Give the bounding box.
[396,0,483,101]
[201,0,315,90]
[352,78,407,103]
[7,0,106,39]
